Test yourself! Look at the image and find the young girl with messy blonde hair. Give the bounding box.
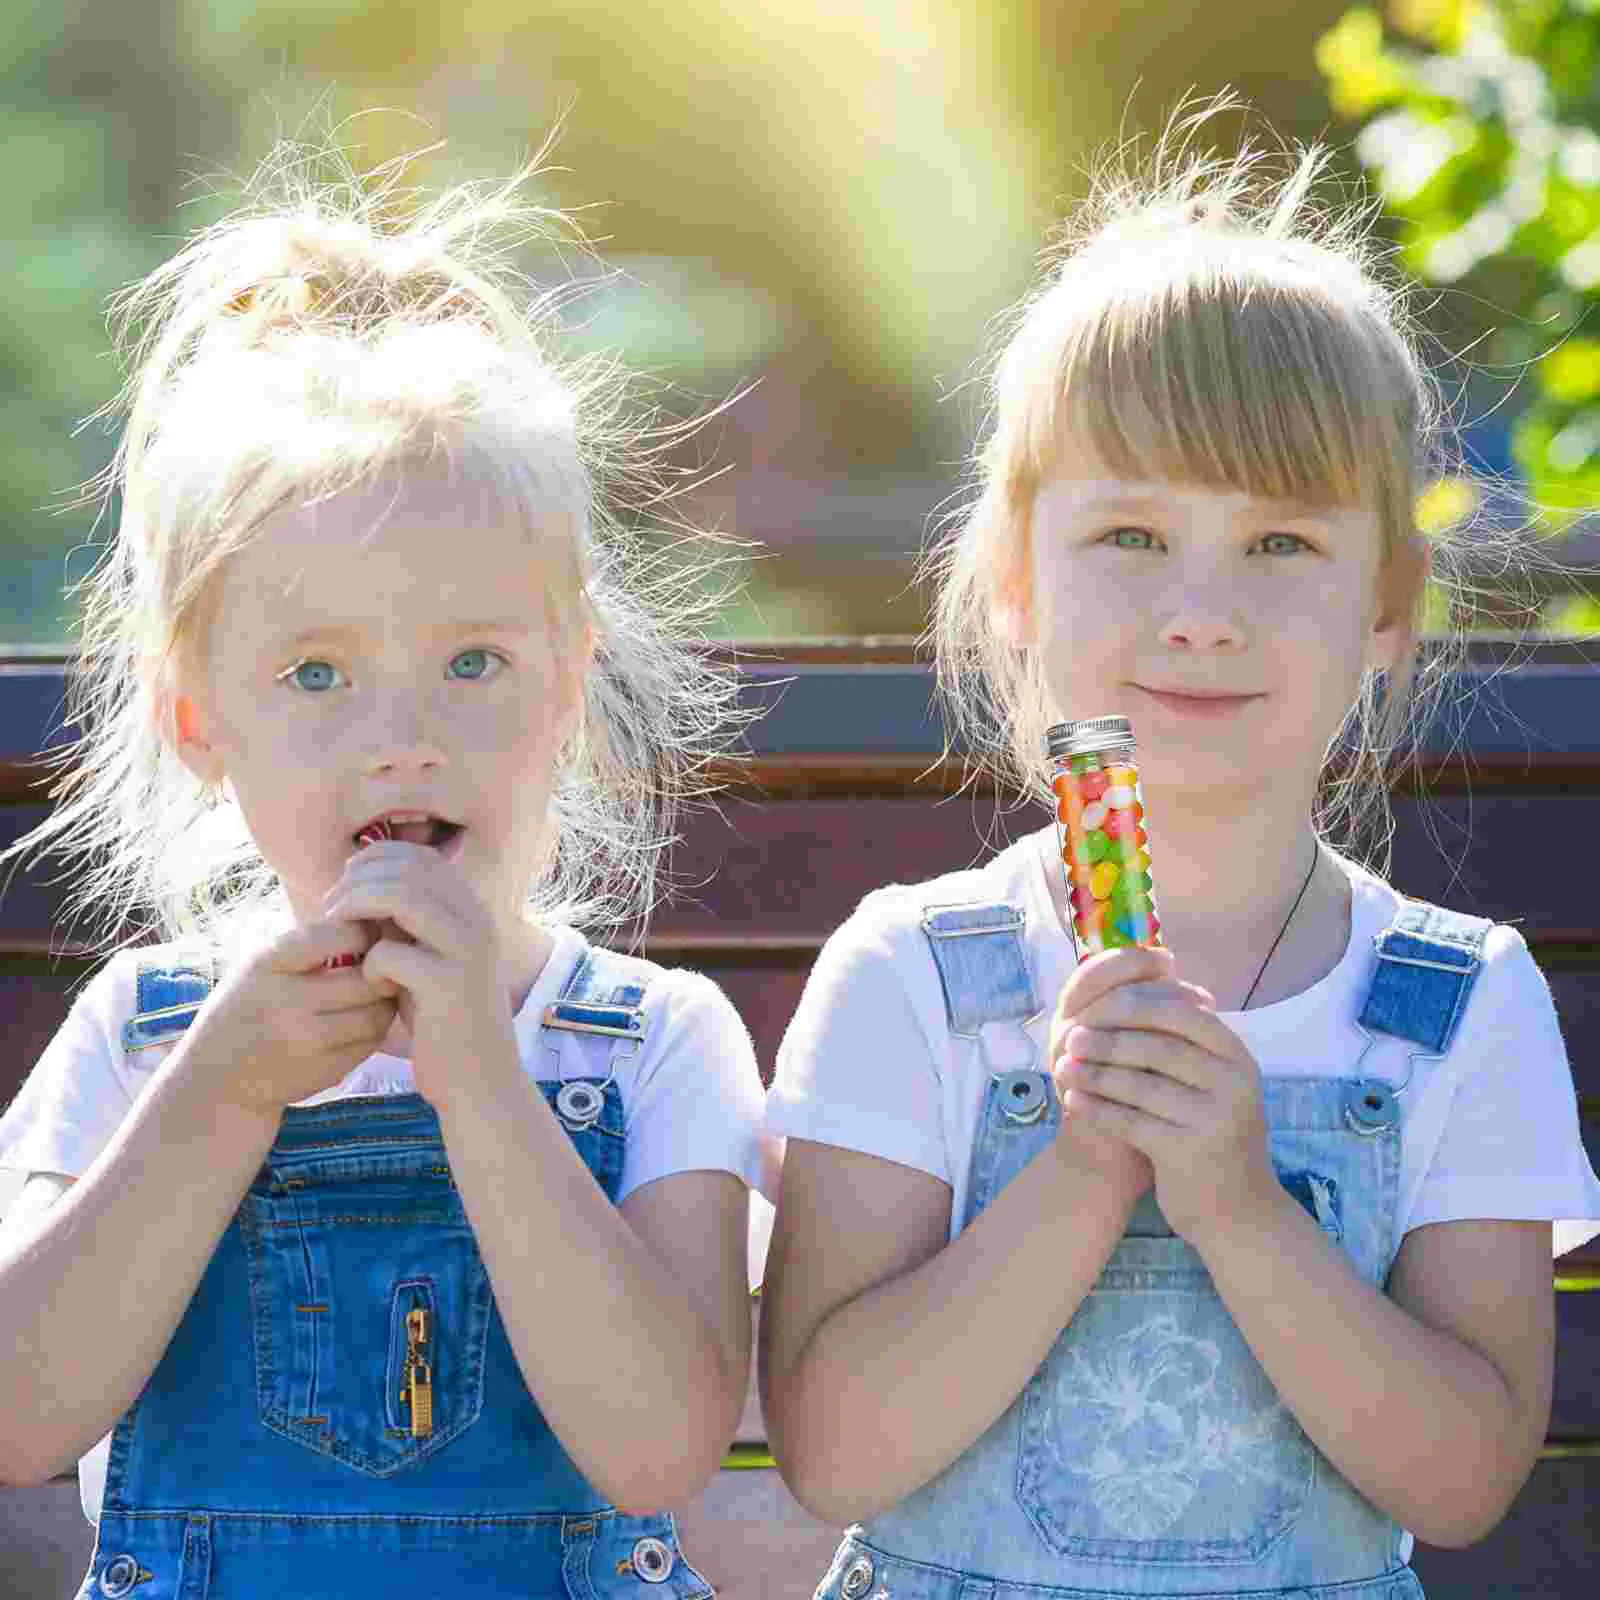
[0,140,773,1600]
[761,105,1600,1599]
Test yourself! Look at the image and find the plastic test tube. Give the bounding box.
[1046,715,1163,958]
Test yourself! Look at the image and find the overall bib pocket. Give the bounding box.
[238,1140,492,1475]
[1016,1230,1316,1565]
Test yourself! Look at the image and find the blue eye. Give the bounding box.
[1258,533,1311,555]
[447,648,504,681]
[283,659,341,692]
[1104,527,1158,550]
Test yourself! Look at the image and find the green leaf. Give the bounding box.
[1316,9,1412,116]
[1539,339,1600,404]
[1541,592,1600,637]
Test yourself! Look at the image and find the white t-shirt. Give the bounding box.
[767,827,1600,1254]
[0,922,779,1523]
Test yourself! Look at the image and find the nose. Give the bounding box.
[1157,581,1247,653]
[360,690,447,776]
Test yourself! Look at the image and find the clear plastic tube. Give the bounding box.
[1046,715,1163,958]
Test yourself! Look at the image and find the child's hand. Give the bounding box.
[188,921,401,1117]
[1048,948,1159,1209]
[1056,947,1281,1248]
[319,839,515,1110]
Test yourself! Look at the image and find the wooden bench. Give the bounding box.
[2,640,1596,1598]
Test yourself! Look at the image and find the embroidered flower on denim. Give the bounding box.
[1044,1314,1304,1538]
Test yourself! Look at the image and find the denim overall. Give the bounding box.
[817,899,1490,1600]
[77,942,716,1600]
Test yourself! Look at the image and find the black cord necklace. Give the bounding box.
[1239,843,1321,1011]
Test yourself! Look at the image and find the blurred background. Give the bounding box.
[4,0,1597,648]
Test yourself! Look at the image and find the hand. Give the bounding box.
[1048,946,1161,1210]
[319,839,515,1110]
[1056,948,1282,1248]
[183,920,400,1118]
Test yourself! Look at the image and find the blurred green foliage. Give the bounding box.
[1318,0,1600,521]
[6,0,1591,647]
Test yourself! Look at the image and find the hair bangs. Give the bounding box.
[1023,254,1403,518]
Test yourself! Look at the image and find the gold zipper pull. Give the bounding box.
[398,1306,434,1438]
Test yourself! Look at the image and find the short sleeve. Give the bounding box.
[1406,924,1600,1251]
[0,951,141,1180]
[765,895,951,1184]
[617,970,779,1206]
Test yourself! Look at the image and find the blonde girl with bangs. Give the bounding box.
[760,104,1600,1599]
[0,139,775,1600]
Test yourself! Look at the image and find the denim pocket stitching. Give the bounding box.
[239,1187,492,1476]
[1016,1240,1315,1565]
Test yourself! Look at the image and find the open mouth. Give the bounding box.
[352,817,466,853]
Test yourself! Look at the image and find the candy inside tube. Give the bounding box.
[1047,719,1163,958]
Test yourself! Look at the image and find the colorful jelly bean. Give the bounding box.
[1077,770,1109,802]
[1089,860,1120,900]
[1102,807,1134,840]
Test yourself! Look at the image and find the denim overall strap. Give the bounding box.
[920,902,1045,1121]
[83,946,712,1600]
[1359,902,1491,1052]
[539,942,654,1134]
[118,948,219,1057]
[1348,902,1493,1136]
[920,902,1040,1035]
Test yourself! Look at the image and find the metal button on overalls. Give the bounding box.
[556,1080,604,1129]
[840,1554,875,1598]
[1343,1080,1399,1134]
[630,1535,675,1582]
[98,1554,141,1598]
[996,1069,1046,1124]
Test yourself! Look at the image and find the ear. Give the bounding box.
[993,582,1035,649]
[1367,534,1431,675]
[166,688,225,788]
[991,512,1038,649]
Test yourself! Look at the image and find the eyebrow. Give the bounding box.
[273,619,535,650]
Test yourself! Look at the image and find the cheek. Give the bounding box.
[1032,556,1133,670]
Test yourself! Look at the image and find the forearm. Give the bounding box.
[774,1152,1134,1524]
[1195,1191,1539,1546]
[0,1048,280,1486]
[436,1042,741,1512]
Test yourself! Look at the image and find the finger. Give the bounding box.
[1061,1023,1223,1091]
[1056,944,1175,1021]
[321,882,466,957]
[320,917,396,971]
[1069,1062,1203,1125]
[279,917,380,974]
[1071,983,1245,1062]
[318,999,400,1052]
[331,840,455,890]
[305,965,403,1009]
[360,935,447,997]
[1064,1085,1168,1155]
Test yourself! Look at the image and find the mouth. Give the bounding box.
[1132,685,1263,717]
[352,814,466,860]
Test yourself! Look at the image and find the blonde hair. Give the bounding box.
[927,101,1502,873]
[4,137,742,957]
